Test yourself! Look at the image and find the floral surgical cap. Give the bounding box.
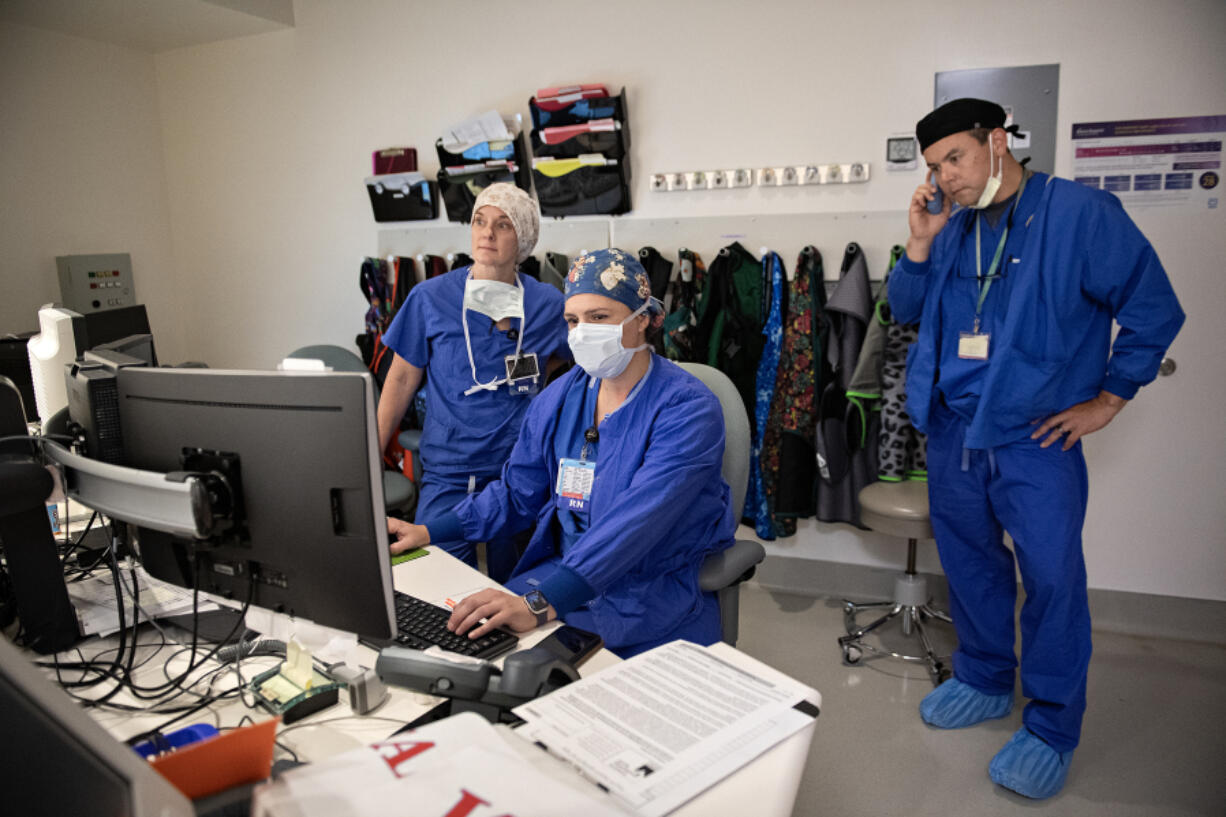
[472,183,540,264]
[565,248,663,315]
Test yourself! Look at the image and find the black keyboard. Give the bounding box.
[362,591,518,660]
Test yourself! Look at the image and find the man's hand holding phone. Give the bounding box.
[906,172,951,263]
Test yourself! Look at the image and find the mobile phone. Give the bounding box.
[927,172,944,215]
[535,625,604,669]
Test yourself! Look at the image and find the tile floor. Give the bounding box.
[734,581,1226,817]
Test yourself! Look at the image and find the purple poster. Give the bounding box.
[1071,115,1223,209]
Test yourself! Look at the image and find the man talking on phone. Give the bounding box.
[888,98,1184,799]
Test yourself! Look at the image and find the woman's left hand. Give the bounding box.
[447,588,549,638]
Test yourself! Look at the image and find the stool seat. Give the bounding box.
[858,480,932,541]
[838,478,952,686]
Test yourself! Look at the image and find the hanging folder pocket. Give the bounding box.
[435,131,530,190]
[365,173,437,222]
[530,88,627,130]
[531,119,627,161]
[437,162,519,223]
[532,156,630,217]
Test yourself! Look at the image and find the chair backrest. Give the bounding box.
[678,362,750,518]
[286,345,379,401]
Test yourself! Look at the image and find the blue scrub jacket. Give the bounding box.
[382,267,570,478]
[451,358,736,651]
[890,173,1185,449]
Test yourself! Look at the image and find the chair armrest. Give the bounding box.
[698,539,766,592]
[398,429,422,452]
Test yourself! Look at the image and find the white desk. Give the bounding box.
[71,546,816,816]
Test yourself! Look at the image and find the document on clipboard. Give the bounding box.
[512,640,821,817]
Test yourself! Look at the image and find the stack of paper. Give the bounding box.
[65,565,218,637]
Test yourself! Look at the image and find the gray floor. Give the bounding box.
[734,581,1226,817]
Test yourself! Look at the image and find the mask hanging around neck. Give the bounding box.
[971,135,1003,210]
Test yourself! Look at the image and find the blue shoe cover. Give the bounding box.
[919,677,1013,728]
[989,728,1073,799]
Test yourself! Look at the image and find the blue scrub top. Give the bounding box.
[448,357,735,654]
[381,266,570,478]
[554,357,654,553]
[935,182,1042,423]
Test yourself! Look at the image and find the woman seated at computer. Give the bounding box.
[377,183,570,583]
[388,248,735,658]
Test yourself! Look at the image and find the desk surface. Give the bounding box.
[72,547,815,816]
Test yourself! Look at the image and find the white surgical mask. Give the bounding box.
[461,273,524,395]
[463,276,524,322]
[971,136,1002,209]
[568,302,650,379]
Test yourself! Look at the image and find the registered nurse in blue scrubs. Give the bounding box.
[389,249,736,658]
[377,183,570,583]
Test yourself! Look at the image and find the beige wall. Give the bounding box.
[3,0,1223,600]
[0,22,183,357]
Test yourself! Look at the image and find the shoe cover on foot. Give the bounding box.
[989,727,1073,799]
[919,677,1012,728]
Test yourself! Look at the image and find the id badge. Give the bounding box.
[556,458,595,513]
[957,331,990,361]
[505,352,540,395]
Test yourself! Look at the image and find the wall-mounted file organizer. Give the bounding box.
[435,114,531,222]
[365,172,438,222]
[436,161,522,223]
[529,86,632,217]
[533,156,631,217]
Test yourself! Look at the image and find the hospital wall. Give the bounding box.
[1,0,1222,604]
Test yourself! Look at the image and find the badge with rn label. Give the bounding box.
[556,458,595,512]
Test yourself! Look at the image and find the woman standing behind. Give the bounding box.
[378,184,569,582]
[390,249,735,657]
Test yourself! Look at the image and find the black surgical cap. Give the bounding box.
[916,98,1009,151]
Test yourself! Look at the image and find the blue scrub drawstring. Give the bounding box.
[960,445,999,476]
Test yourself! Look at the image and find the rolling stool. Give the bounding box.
[838,480,953,685]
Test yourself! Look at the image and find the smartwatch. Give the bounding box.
[522,589,550,627]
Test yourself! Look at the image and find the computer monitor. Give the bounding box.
[53,367,396,640]
[78,305,153,359]
[0,634,194,816]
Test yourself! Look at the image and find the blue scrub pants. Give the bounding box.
[927,404,1092,752]
[416,473,521,584]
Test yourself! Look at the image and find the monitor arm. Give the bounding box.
[42,440,237,541]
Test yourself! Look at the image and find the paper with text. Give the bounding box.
[513,640,820,817]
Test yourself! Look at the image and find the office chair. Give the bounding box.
[838,480,952,685]
[284,345,416,516]
[678,363,766,647]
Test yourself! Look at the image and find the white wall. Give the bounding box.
[0,22,183,357]
[4,0,1223,601]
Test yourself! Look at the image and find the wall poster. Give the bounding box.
[1071,115,1224,209]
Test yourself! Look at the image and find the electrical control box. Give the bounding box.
[56,253,136,314]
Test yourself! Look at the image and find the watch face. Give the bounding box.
[524,589,549,613]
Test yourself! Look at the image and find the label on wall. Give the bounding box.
[1071,115,1224,209]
